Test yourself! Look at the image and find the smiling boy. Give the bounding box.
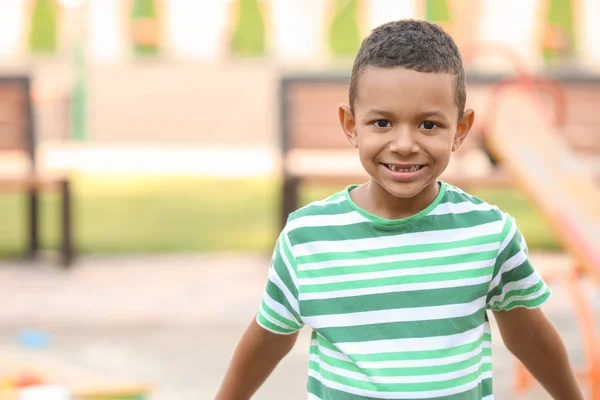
[215,20,584,400]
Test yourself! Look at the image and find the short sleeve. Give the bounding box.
[486,214,551,311]
[256,230,304,334]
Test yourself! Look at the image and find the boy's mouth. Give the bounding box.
[383,163,426,172]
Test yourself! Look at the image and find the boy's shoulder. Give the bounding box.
[442,182,511,226]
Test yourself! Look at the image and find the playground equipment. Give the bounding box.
[0,348,152,399]
[485,76,600,400]
[464,42,600,398]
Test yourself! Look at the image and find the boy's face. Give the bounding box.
[339,66,474,200]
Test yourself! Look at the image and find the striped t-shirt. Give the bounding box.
[256,181,551,400]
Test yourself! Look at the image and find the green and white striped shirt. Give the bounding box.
[257,181,550,399]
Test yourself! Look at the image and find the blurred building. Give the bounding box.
[0,0,598,145]
[1,0,598,67]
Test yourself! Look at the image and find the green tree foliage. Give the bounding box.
[231,0,266,57]
[542,0,575,62]
[424,0,451,23]
[131,0,160,56]
[328,0,361,58]
[28,0,58,54]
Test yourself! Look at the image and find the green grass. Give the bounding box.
[0,174,560,258]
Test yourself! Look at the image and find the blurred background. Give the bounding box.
[0,0,599,399]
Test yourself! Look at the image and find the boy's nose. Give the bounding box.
[389,128,419,155]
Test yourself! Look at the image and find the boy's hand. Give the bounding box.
[215,318,300,400]
[493,307,585,400]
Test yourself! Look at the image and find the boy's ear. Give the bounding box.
[452,108,475,152]
[339,104,358,148]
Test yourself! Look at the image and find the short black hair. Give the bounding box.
[349,19,466,118]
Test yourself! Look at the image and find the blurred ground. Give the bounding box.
[0,251,597,399]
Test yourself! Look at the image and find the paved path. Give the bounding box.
[0,252,596,399]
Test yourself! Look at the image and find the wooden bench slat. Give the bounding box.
[0,174,67,192]
[283,80,600,153]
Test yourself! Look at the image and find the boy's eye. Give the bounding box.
[419,121,438,130]
[374,120,391,128]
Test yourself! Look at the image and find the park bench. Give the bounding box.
[0,76,73,267]
[277,73,600,229]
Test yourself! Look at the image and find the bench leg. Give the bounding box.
[61,180,73,267]
[281,176,300,230]
[27,188,39,259]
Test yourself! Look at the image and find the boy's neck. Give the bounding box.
[353,180,440,221]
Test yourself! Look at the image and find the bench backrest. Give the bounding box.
[279,74,600,156]
[279,76,350,153]
[0,76,35,166]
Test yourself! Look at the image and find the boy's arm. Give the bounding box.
[215,318,300,400]
[216,227,303,399]
[493,307,584,400]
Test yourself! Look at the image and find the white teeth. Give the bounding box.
[387,164,422,172]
